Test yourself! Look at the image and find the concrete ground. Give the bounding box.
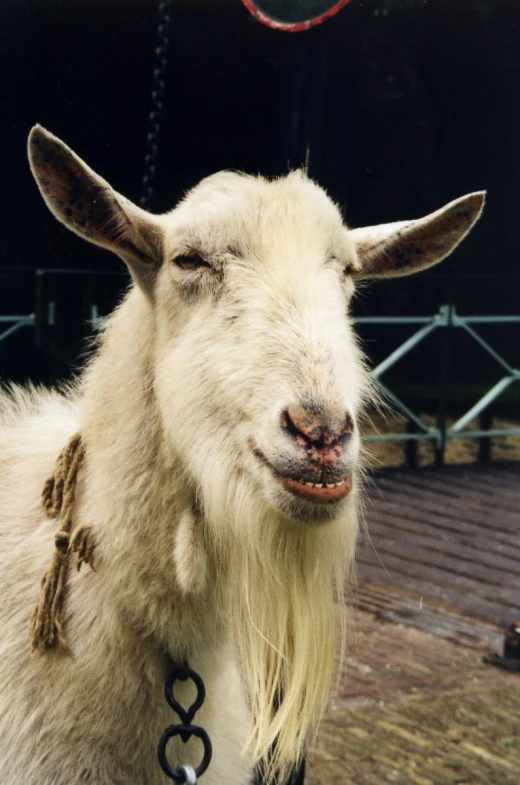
[307,607,520,785]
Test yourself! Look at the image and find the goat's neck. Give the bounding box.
[78,289,221,660]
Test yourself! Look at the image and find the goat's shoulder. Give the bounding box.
[0,383,79,475]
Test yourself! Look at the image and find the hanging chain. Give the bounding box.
[157,663,213,783]
[140,0,172,211]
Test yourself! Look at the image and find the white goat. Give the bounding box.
[0,125,484,785]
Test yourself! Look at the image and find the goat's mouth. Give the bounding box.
[251,444,352,504]
[278,474,352,503]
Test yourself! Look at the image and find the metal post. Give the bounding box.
[405,420,418,468]
[435,304,453,467]
[478,408,493,463]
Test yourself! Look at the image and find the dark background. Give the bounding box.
[1,0,519,397]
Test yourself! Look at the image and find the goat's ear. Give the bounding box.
[28,125,163,293]
[350,192,485,279]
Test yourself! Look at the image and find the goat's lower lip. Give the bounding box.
[251,444,352,503]
[279,475,352,503]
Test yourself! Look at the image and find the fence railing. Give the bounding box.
[1,298,519,466]
[0,314,35,344]
[356,304,520,464]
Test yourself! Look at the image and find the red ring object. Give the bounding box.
[240,0,352,32]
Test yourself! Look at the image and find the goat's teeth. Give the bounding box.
[301,480,347,489]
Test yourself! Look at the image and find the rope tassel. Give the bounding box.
[30,433,95,653]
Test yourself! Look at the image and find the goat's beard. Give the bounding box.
[203,468,359,784]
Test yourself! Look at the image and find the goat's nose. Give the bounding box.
[281,404,354,451]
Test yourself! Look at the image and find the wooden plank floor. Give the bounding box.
[308,608,520,785]
[357,462,520,628]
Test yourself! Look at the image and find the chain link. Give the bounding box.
[140,0,172,211]
[157,664,213,783]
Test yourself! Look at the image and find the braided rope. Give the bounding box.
[30,433,95,653]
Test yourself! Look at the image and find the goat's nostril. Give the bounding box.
[280,410,293,433]
[281,408,311,446]
[342,414,354,437]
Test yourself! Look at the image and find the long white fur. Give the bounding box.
[0,128,484,785]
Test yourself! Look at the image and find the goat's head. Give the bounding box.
[28,126,484,526]
[28,126,484,778]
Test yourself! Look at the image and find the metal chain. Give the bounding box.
[140,0,172,211]
[157,663,213,783]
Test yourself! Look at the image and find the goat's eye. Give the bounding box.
[173,254,211,271]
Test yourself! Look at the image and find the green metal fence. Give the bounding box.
[0,314,35,344]
[1,291,519,466]
[356,304,520,463]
